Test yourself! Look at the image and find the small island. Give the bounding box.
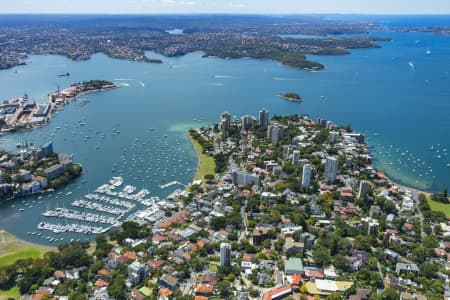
[0,80,117,135]
[278,92,303,102]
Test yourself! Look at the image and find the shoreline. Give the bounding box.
[384,173,431,196]
[0,81,118,137]
[0,229,55,251]
[0,229,54,267]
[187,132,201,182]
[0,133,201,258]
[0,127,445,275]
[186,130,216,185]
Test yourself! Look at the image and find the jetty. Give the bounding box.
[159,181,186,189]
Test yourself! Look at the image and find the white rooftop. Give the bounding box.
[315,279,338,292]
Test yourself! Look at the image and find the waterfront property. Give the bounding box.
[0,80,116,134]
[0,16,449,298]
[0,141,82,200]
[0,110,445,300]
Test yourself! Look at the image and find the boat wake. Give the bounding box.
[170,65,186,69]
[214,75,233,78]
[272,77,302,81]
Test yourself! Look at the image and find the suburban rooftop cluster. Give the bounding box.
[2,111,449,300]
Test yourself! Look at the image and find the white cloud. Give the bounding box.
[228,2,247,8]
[159,0,196,5]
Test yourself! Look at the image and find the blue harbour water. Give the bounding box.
[1,18,450,245]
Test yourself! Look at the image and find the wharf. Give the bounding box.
[159,181,186,189]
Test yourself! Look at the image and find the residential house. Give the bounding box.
[284,257,304,275]
[395,263,420,276]
[283,237,304,256]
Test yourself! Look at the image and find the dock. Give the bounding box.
[159,181,186,189]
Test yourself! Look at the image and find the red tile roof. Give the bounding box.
[147,259,166,269]
[195,284,214,295]
[94,279,109,288]
[53,270,65,278]
[291,273,303,285]
[305,269,324,279]
[403,223,414,230]
[123,251,137,260]
[98,269,109,276]
[32,290,50,300]
[262,285,292,300]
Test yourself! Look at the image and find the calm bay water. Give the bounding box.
[0,27,450,245]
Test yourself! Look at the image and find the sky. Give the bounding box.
[1,0,450,14]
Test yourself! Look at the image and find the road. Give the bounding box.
[376,260,384,290]
[412,190,426,239]
[181,271,197,295]
[275,268,284,286]
[239,201,249,242]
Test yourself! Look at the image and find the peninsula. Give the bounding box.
[0,141,82,201]
[0,15,390,71]
[0,109,447,300]
[0,80,117,135]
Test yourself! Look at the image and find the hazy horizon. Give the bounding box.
[1,0,450,15]
[1,12,450,16]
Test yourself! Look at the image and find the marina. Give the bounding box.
[71,199,130,216]
[36,175,179,241]
[42,208,119,225]
[37,221,107,235]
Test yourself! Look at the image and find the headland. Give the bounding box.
[0,80,117,135]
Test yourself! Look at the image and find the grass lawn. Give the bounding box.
[0,249,45,268]
[0,230,53,268]
[0,286,20,300]
[208,263,218,272]
[427,196,450,218]
[188,133,216,181]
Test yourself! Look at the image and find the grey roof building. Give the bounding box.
[395,263,419,276]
